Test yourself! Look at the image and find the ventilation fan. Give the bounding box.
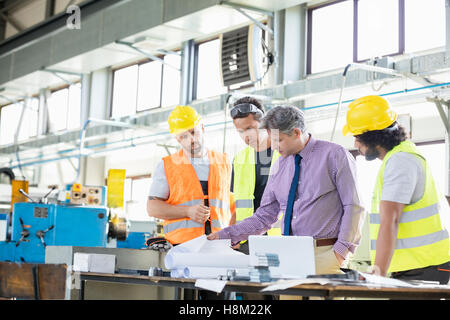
[219,24,266,87]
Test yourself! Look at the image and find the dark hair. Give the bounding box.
[231,97,264,121]
[356,122,407,151]
[260,105,306,135]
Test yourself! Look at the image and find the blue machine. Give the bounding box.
[0,202,109,263]
[116,232,149,249]
[116,220,158,249]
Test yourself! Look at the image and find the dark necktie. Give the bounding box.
[283,154,302,236]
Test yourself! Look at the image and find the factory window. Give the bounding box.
[27,98,39,138]
[112,52,181,117]
[355,155,382,210]
[0,97,40,146]
[355,141,447,209]
[417,142,446,195]
[124,176,152,221]
[111,64,139,118]
[137,61,163,112]
[404,0,446,53]
[0,103,23,145]
[47,88,69,132]
[161,53,182,107]
[307,0,446,74]
[47,83,81,133]
[356,0,400,61]
[67,84,81,130]
[195,39,228,100]
[308,0,353,74]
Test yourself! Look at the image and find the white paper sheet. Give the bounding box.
[164,235,250,270]
[261,278,331,292]
[195,279,227,293]
[359,272,416,288]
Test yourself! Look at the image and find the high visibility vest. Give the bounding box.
[370,140,450,273]
[233,146,282,236]
[162,149,233,245]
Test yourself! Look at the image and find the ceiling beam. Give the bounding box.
[44,0,55,19]
[0,11,23,32]
[0,0,31,14]
[0,1,6,41]
[0,0,125,56]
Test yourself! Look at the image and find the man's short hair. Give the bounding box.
[260,105,306,135]
[231,97,264,121]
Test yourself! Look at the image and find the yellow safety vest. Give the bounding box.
[370,140,450,273]
[233,146,281,236]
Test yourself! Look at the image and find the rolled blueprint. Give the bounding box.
[170,266,249,279]
[164,235,250,270]
[165,252,250,269]
[185,266,249,279]
[170,268,189,278]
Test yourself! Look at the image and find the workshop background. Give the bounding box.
[0,0,448,300]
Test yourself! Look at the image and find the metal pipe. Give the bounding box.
[13,99,27,179]
[342,63,403,77]
[303,81,450,111]
[329,62,410,141]
[329,74,347,142]
[73,118,154,183]
[219,1,274,17]
[233,7,273,35]
[5,81,450,169]
[115,41,180,71]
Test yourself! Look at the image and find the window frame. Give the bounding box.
[0,93,43,145]
[46,81,81,133]
[307,0,407,75]
[110,50,182,118]
[123,174,153,220]
[194,36,229,101]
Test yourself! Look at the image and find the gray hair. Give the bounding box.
[260,105,307,135]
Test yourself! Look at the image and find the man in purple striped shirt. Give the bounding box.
[208,105,366,275]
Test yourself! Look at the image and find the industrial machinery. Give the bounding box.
[116,219,162,249]
[0,182,127,263]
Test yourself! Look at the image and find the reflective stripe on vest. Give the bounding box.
[370,140,450,272]
[369,202,439,224]
[164,219,223,234]
[179,199,203,206]
[233,146,281,237]
[235,199,253,209]
[209,199,229,211]
[178,198,228,211]
[371,229,449,250]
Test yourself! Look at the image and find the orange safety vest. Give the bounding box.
[162,149,234,245]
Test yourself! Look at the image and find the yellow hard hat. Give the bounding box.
[168,105,202,134]
[342,95,397,136]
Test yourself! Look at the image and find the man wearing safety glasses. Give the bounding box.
[229,97,281,255]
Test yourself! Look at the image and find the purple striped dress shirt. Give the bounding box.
[218,135,366,259]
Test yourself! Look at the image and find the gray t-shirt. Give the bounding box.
[148,152,210,200]
[381,152,425,204]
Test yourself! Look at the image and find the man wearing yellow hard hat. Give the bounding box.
[147,105,235,247]
[343,95,450,284]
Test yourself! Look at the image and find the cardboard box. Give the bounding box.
[73,253,116,274]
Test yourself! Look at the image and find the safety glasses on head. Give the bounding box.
[230,103,264,119]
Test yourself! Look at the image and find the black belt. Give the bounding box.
[315,238,337,247]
